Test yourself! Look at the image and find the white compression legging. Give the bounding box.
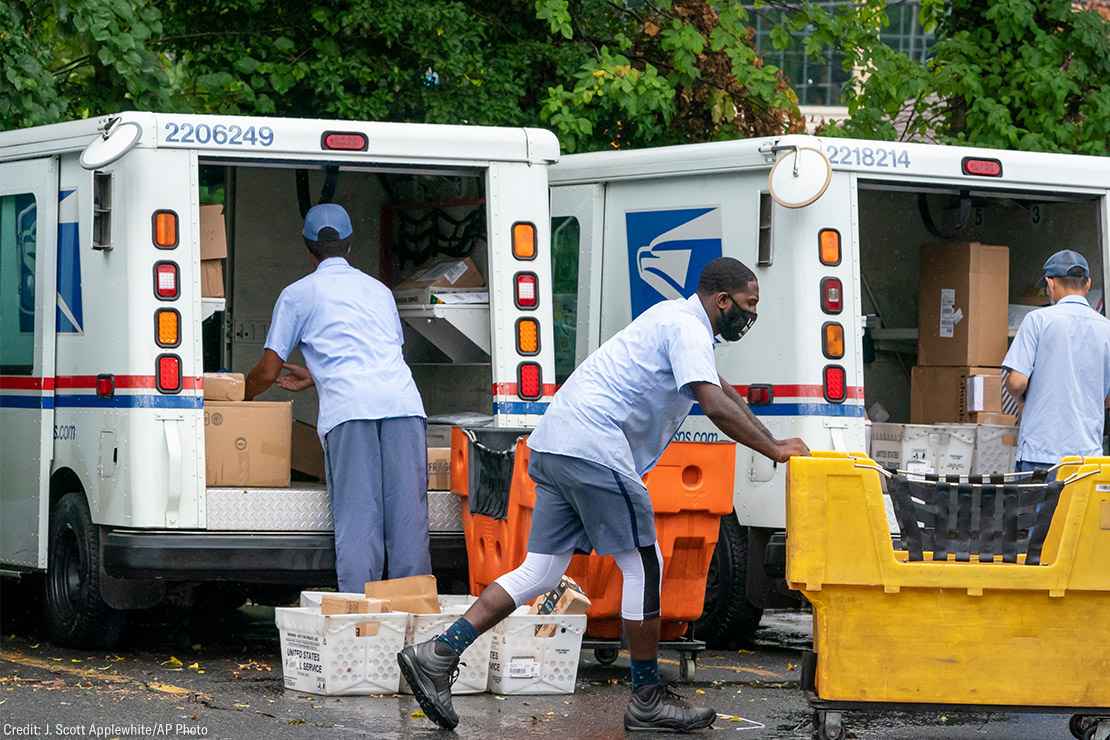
[493,544,664,621]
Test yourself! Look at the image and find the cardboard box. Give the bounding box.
[393,287,489,307]
[200,204,228,260]
[292,421,325,481]
[203,372,245,402]
[204,401,292,487]
[910,366,1002,424]
[394,257,484,291]
[365,575,440,614]
[201,259,225,298]
[918,242,1009,366]
[428,447,451,491]
[970,412,1017,426]
[531,576,591,638]
[320,595,386,616]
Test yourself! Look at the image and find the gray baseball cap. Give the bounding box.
[1043,249,1090,279]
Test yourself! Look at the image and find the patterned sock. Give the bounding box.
[435,617,479,656]
[630,658,660,690]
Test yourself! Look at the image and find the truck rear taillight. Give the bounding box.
[746,384,774,405]
[818,228,841,266]
[822,322,845,359]
[516,318,540,355]
[518,362,542,401]
[820,277,843,314]
[512,222,536,260]
[152,210,178,248]
[154,262,179,300]
[823,365,846,403]
[515,272,538,309]
[961,157,1002,177]
[157,354,183,394]
[95,374,115,398]
[156,308,181,348]
[321,131,368,151]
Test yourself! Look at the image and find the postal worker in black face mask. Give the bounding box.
[399,256,809,734]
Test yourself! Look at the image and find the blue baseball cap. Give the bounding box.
[303,203,353,240]
[1043,249,1090,279]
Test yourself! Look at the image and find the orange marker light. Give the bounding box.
[512,222,536,260]
[153,210,179,248]
[156,309,180,348]
[517,318,539,355]
[819,228,841,266]
[823,322,844,359]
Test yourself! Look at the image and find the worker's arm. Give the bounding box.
[718,375,777,440]
[1005,369,1030,400]
[692,381,810,464]
[277,363,314,392]
[245,349,284,401]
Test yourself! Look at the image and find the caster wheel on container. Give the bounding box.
[679,656,696,682]
[813,710,846,740]
[1072,715,1093,740]
[594,648,618,666]
[1084,718,1110,740]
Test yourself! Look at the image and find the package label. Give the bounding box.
[509,657,538,679]
[419,261,469,285]
[939,288,957,338]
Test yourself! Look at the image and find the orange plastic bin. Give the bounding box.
[451,428,736,639]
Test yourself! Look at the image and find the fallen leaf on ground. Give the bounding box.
[410,709,425,718]
[234,703,250,710]
[147,682,191,696]
[695,688,706,695]
[70,659,83,664]
[161,657,183,668]
[288,719,305,726]
[187,663,200,671]
[786,662,797,671]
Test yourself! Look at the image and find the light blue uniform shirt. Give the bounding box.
[1002,294,1110,464]
[528,295,720,482]
[264,257,425,439]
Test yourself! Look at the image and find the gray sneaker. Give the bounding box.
[624,683,717,733]
[397,639,460,730]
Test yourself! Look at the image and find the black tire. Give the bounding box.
[694,514,762,648]
[45,493,126,648]
[594,648,619,665]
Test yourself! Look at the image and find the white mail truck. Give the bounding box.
[550,134,1110,644]
[0,112,557,646]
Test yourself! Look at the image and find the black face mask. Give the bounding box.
[720,299,757,342]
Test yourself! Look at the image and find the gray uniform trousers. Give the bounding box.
[324,417,432,592]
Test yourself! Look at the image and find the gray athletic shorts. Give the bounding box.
[526,451,657,555]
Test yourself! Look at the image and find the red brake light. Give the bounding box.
[154,262,179,300]
[515,272,538,309]
[746,384,774,406]
[823,365,846,403]
[95,374,115,398]
[821,277,843,314]
[321,131,368,151]
[961,157,1002,177]
[157,354,183,394]
[518,363,542,401]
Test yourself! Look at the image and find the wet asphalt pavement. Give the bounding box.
[0,581,1088,739]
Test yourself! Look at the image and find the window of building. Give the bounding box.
[0,193,38,374]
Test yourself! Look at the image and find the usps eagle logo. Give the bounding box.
[625,207,722,319]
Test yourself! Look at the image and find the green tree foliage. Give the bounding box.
[817,0,1110,155]
[0,0,171,128]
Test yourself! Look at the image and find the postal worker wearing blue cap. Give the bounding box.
[1003,249,1110,476]
[245,203,431,590]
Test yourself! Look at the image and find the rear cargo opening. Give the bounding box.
[857,183,1105,469]
[195,161,490,562]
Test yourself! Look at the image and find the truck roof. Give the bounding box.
[0,111,560,166]
[550,134,1110,193]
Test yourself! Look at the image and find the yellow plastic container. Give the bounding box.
[787,452,1110,708]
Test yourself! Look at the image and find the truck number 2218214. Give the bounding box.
[827,145,911,169]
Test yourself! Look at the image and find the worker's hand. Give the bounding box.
[773,437,811,463]
[277,363,314,392]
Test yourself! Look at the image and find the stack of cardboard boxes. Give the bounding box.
[871,242,1019,475]
[200,205,227,298]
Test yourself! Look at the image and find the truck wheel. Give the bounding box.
[694,515,762,648]
[45,493,126,648]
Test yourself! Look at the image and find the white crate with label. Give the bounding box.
[487,609,586,695]
[276,606,410,696]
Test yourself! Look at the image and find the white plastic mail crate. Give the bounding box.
[399,595,492,695]
[487,610,586,695]
[276,606,410,696]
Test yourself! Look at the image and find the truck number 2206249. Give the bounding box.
[164,122,275,147]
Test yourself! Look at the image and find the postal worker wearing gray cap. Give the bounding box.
[245,203,431,590]
[1003,249,1110,476]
